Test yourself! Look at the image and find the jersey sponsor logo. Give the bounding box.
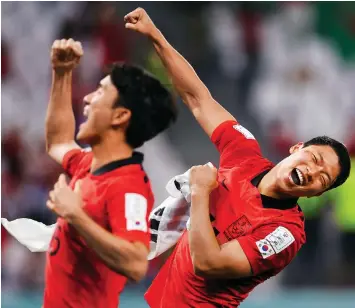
[256,226,295,259]
[233,124,255,140]
[125,193,148,232]
[224,215,252,240]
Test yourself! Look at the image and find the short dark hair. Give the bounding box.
[109,63,177,148]
[303,136,351,190]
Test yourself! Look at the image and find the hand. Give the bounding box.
[47,174,83,222]
[51,38,83,74]
[124,8,158,38]
[190,164,218,195]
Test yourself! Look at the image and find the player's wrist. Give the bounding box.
[190,185,212,198]
[150,28,164,45]
[52,69,73,79]
[66,206,85,225]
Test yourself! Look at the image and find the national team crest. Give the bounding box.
[224,215,252,240]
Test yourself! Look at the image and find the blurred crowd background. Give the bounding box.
[1,2,355,308]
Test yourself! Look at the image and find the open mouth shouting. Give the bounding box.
[290,168,306,186]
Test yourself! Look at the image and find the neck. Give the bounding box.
[257,167,291,200]
[90,137,133,173]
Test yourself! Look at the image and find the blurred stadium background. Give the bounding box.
[1,1,355,307]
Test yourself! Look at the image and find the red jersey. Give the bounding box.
[44,150,153,308]
[145,121,306,307]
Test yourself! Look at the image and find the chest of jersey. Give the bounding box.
[54,176,112,245]
[73,176,113,229]
[209,169,267,246]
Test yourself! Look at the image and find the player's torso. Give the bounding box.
[49,174,114,270]
[44,174,120,307]
[45,163,152,308]
[157,159,300,306]
[209,164,271,245]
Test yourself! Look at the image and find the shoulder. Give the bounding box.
[75,150,93,171]
[63,147,93,175]
[226,156,274,183]
[283,207,306,243]
[256,216,306,256]
[105,174,152,201]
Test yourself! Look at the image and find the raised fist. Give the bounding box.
[190,163,218,195]
[51,39,83,74]
[124,8,157,38]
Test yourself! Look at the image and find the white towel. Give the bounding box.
[1,163,213,259]
[1,218,56,252]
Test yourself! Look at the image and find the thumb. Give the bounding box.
[125,23,138,31]
[74,180,82,195]
[58,174,67,187]
[205,162,216,169]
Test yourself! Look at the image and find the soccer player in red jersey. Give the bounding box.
[43,39,176,308]
[125,8,352,307]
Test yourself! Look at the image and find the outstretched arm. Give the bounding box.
[125,8,236,137]
[46,39,83,164]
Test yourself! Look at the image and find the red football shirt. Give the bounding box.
[44,150,153,308]
[145,120,306,307]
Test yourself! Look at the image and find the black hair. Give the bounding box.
[303,136,351,190]
[109,63,177,148]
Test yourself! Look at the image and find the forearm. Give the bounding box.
[189,190,221,272]
[150,29,211,108]
[45,71,76,150]
[69,209,147,281]
[150,29,236,136]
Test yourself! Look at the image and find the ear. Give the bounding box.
[289,142,304,154]
[111,107,131,127]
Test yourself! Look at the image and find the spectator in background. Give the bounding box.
[1,130,49,291]
[250,2,354,157]
[236,2,262,108]
[204,3,245,81]
[95,2,128,67]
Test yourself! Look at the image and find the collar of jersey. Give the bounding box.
[251,169,299,210]
[91,151,144,176]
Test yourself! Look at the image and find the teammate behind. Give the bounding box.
[124,8,351,307]
[44,39,176,308]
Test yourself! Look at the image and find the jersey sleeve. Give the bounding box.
[210,120,262,168]
[107,187,152,249]
[62,148,89,178]
[237,224,301,276]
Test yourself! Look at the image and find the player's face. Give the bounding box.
[77,76,129,144]
[275,144,340,197]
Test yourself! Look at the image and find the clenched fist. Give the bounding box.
[124,8,158,38]
[51,38,83,74]
[190,163,218,195]
[47,174,83,222]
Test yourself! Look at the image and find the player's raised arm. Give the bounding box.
[45,39,83,164]
[124,8,236,137]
